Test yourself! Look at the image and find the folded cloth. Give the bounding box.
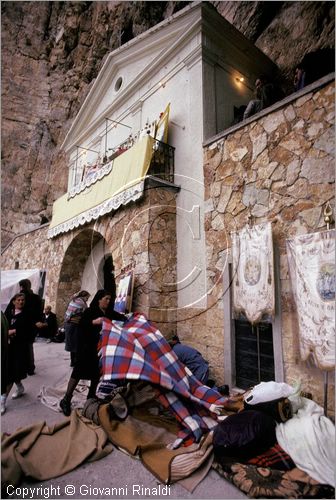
[212,461,335,499]
[170,431,214,484]
[82,394,128,424]
[98,402,214,489]
[98,313,226,444]
[82,398,102,425]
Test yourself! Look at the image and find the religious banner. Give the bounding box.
[287,230,335,370]
[232,222,275,324]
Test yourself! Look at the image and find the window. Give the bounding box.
[223,253,284,389]
[114,77,123,92]
[234,316,275,390]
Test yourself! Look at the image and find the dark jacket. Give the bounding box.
[72,306,126,380]
[172,343,209,383]
[5,307,33,383]
[39,312,58,338]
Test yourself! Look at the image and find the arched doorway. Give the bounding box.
[102,255,116,301]
[56,229,113,320]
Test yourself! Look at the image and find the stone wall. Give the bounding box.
[197,77,334,412]
[1,183,178,338]
[2,1,334,249]
[2,77,334,412]
[1,1,186,248]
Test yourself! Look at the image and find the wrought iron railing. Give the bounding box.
[69,136,175,192]
[147,139,175,184]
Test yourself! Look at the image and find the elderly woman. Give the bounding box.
[1,293,33,414]
[60,289,126,416]
[64,290,90,367]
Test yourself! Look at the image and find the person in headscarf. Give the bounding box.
[59,289,126,416]
[64,290,90,367]
[2,293,33,414]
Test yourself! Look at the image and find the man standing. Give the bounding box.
[19,279,43,374]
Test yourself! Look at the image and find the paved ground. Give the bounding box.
[1,340,246,500]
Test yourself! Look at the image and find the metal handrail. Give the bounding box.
[148,139,175,184]
[69,137,175,189]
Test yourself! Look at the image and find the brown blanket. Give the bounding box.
[1,410,113,489]
[98,402,214,489]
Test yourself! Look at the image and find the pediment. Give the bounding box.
[62,3,202,151]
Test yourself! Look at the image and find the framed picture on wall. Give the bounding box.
[114,271,134,313]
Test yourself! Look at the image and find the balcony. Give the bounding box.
[147,139,175,184]
[107,135,175,184]
[70,137,175,195]
[48,135,175,238]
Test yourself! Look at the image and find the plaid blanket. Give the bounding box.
[247,443,295,470]
[98,313,226,444]
[64,297,87,322]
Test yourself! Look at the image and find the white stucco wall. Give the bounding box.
[61,2,278,312]
[70,24,207,308]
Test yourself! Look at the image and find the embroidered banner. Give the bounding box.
[287,230,335,370]
[232,222,275,324]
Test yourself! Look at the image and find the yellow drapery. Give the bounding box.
[49,135,154,232]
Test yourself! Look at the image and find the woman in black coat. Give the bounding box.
[2,293,34,413]
[60,289,126,416]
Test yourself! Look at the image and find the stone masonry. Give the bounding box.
[2,77,335,414]
[176,77,335,414]
[1,183,178,338]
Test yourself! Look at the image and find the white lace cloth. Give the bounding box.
[68,161,114,199]
[48,181,144,238]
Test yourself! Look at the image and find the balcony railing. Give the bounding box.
[69,136,175,196]
[147,139,175,184]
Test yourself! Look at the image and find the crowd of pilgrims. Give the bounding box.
[2,281,224,417]
[2,280,335,497]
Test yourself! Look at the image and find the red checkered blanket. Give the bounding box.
[98,313,226,444]
[247,443,295,470]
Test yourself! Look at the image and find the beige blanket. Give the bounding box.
[38,371,89,413]
[1,410,113,489]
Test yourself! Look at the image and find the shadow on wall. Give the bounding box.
[56,229,102,321]
[231,47,335,127]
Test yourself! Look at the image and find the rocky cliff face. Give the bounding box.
[1,1,334,249]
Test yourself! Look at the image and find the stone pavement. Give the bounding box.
[1,340,246,500]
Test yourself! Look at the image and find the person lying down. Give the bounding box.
[97,312,228,448]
